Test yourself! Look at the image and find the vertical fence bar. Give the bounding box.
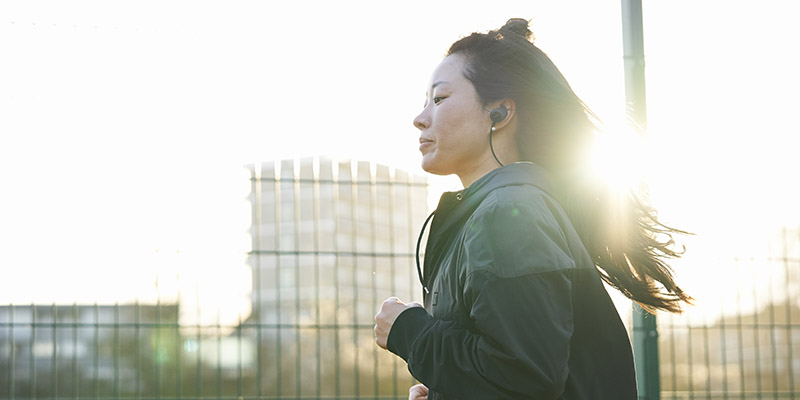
[702,308,711,394]
[767,254,780,396]
[157,298,162,399]
[9,304,15,399]
[237,312,243,398]
[73,303,78,400]
[257,162,268,398]
[408,172,424,392]
[249,162,263,398]
[784,228,796,398]
[389,169,399,395]
[668,319,676,398]
[293,159,302,398]
[31,304,36,400]
[176,296,182,399]
[274,160,283,397]
[51,303,57,397]
[350,161,360,398]
[370,162,380,398]
[719,296,729,399]
[751,263,763,399]
[135,301,141,397]
[113,303,119,398]
[382,163,402,397]
[93,303,99,399]
[194,290,201,398]
[216,311,222,399]
[687,324,694,398]
[312,157,323,398]
[333,160,342,398]
[735,260,746,400]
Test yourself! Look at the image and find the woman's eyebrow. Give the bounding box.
[430,80,449,90]
[425,81,450,99]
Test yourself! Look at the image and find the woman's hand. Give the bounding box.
[409,383,429,400]
[374,297,422,349]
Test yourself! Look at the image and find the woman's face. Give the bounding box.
[413,53,493,180]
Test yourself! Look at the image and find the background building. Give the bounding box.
[244,157,429,398]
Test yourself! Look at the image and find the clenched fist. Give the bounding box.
[409,383,429,400]
[374,297,422,349]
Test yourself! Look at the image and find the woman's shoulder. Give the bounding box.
[463,183,579,278]
[474,182,565,221]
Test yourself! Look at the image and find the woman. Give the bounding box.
[374,18,691,399]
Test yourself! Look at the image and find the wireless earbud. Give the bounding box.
[489,105,508,124]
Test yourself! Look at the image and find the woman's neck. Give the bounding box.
[458,156,514,188]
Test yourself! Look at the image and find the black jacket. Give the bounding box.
[387,162,637,399]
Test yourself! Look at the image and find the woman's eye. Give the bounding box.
[433,96,445,105]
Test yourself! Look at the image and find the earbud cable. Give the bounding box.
[415,211,436,294]
[489,123,504,167]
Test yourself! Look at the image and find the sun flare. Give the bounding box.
[589,127,648,192]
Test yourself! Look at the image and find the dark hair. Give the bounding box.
[448,18,692,313]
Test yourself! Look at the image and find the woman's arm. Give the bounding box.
[388,271,573,399]
[388,191,578,399]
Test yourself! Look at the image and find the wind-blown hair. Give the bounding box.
[448,18,692,313]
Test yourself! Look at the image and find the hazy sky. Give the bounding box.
[1,0,798,326]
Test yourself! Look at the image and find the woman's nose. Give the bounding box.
[413,109,429,130]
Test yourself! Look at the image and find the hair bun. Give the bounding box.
[498,18,534,42]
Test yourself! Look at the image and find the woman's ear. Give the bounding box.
[489,99,516,132]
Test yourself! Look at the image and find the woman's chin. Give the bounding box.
[420,157,440,175]
[420,163,451,177]
[421,154,459,177]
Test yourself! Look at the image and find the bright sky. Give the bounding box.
[1,0,799,327]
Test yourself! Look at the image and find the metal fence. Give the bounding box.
[1,157,799,399]
[657,227,800,399]
[1,157,430,399]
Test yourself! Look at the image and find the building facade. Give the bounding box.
[245,157,429,398]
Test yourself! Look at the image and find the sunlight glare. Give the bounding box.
[589,126,648,192]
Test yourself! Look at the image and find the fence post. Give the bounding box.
[633,305,660,399]
[620,1,659,396]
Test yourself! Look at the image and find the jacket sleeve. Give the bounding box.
[387,192,576,399]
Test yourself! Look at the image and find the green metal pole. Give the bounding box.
[632,304,660,399]
[621,0,660,399]
[621,0,648,124]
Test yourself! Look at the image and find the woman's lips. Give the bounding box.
[419,138,434,151]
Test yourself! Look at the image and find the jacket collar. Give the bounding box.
[432,162,556,232]
[421,162,557,291]
[461,161,555,200]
